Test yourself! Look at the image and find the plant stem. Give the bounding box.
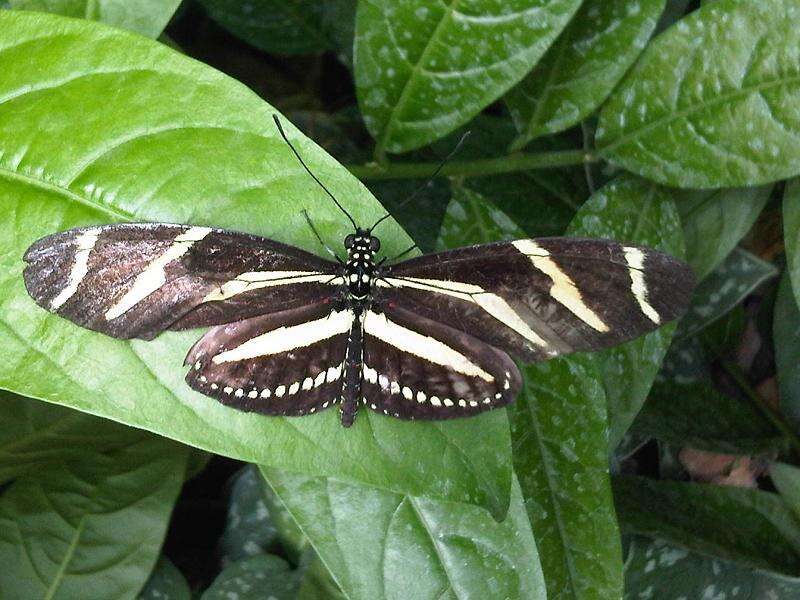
[347,149,593,181]
[718,357,800,456]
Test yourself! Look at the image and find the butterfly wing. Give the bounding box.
[23,223,342,340]
[378,237,695,363]
[360,305,522,420]
[185,302,351,416]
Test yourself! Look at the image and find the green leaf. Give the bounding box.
[367,177,452,252]
[624,537,800,600]
[8,0,182,37]
[0,11,511,515]
[436,185,526,249]
[775,273,800,432]
[0,392,143,483]
[506,0,665,148]
[355,0,583,154]
[614,475,800,576]
[632,379,785,454]
[772,463,800,522]
[567,174,685,449]
[261,468,546,600]
[0,434,189,599]
[219,466,279,566]
[441,116,583,237]
[786,178,800,306]
[297,557,348,600]
[432,183,622,599]
[653,0,691,34]
[597,0,800,188]
[202,554,300,600]
[677,185,772,281]
[138,556,191,600]
[511,355,623,600]
[676,247,778,339]
[197,0,350,56]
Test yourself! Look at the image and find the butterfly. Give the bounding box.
[22,116,695,427]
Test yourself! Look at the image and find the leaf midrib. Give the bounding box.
[43,512,86,599]
[0,164,131,221]
[599,73,800,155]
[516,388,582,598]
[375,0,461,155]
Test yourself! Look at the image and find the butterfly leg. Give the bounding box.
[340,306,364,427]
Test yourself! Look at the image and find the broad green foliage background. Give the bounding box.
[355,0,583,155]
[8,0,182,37]
[597,0,800,187]
[1,0,800,598]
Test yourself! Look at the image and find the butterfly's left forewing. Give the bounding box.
[23,223,342,340]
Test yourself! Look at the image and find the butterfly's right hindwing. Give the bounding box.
[23,223,341,340]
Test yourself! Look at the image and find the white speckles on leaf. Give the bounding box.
[355,0,583,153]
[597,0,800,187]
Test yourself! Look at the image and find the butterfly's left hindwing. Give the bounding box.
[185,302,350,416]
[23,223,341,340]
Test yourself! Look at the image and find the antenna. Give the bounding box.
[273,115,358,231]
[369,130,471,233]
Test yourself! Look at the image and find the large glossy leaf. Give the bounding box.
[614,475,800,576]
[506,0,665,148]
[567,174,685,449]
[0,434,189,599]
[8,0,182,37]
[262,468,546,600]
[676,247,777,339]
[786,179,800,306]
[775,273,800,433]
[0,391,143,483]
[624,537,800,599]
[0,11,512,515]
[355,0,583,154]
[512,356,622,600]
[197,0,352,56]
[677,185,771,281]
[597,0,800,188]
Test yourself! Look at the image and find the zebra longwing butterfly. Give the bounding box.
[23,117,695,427]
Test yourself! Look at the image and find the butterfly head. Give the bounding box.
[344,229,379,299]
[344,229,380,254]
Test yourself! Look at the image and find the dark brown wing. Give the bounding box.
[379,237,695,362]
[185,302,350,416]
[23,223,341,340]
[360,305,522,420]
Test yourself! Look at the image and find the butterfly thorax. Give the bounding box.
[344,229,380,300]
